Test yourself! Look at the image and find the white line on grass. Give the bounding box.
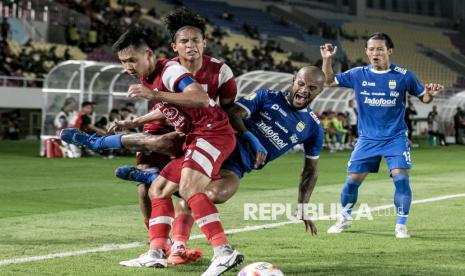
[1,193,464,267]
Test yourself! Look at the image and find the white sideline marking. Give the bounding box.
[1,193,464,266]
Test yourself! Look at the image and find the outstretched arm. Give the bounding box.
[320,43,338,87]
[108,109,164,133]
[418,83,444,104]
[297,158,319,235]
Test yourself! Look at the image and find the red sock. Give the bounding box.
[172,214,194,243]
[187,193,228,248]
[149,197,174,249]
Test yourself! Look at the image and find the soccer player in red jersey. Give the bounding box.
[61,23,242,276]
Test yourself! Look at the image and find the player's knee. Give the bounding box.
[174,199,191,215]
[341,177,362,196]
[393,173,411,195]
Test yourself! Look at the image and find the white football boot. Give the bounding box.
[395,224,410,239]
[119,248,167,268]
[201,245,244,276]
[327,215,353,234]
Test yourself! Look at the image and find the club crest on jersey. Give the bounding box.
[296,121,305,132]
[244,92,257,100]
[388,80,396,89]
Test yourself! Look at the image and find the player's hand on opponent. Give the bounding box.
[128,84,158,100]
[107,120,136,134]
[242,130,267,169]
[320,43,338,59]
[424,83,444,97]
[295,206,317,236]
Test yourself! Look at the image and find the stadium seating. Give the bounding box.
[340,21,460,87]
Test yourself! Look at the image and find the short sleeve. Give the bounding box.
[235,89,268,118]
[335,69,355,89]
[217,64,237,99]
[303,125,324,159]
[161,62,194,92]
[405,70,425,97]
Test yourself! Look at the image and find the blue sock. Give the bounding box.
[341,177,362,217]
[145,171,158,187]
[393,173,412,225]
[93,134,123,150]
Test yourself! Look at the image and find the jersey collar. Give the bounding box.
[368,64,393,74]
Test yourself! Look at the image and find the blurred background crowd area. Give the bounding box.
[1,0,465,144]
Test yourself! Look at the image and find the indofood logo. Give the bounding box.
[256,120,288,149]
[364,97,396,107]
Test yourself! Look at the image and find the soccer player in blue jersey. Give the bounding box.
[320,33,443,238]
[115,66,326,264]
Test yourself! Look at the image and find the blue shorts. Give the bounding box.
[221,136,254,179]
[347,135,411,174]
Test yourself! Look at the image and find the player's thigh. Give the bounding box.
[348,140,383,173]
[148,175,178,199]
[384,136,412,172]
[206,169,240,204]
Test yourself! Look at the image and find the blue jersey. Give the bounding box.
[335,64,424,140]
[232,88,324,174]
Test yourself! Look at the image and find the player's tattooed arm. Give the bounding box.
[297,158,319,235]
[227,104,267,168]
[320,43,338,87]
[419,83,444,104]
[225,104,249,133]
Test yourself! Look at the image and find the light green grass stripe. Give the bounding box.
[1,193,464,267]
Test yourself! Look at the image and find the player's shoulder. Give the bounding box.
[346,66,366,74]
[256,88,282,98]
[302,108,322,126]
[391,64,412,76]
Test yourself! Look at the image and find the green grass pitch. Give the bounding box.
[0,140,464,275]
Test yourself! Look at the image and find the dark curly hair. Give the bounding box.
[163,7,206,42]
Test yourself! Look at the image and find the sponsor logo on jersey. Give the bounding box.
[256,120,288,149]
[363,97,397,107]
[260,111,271,120]
[362,81,376,87]
[296,121,305,132]
[388,80,396,89]
[371,92,385,96]
[360,90,370,96]
[393,66,407,75]
[290,134,298,144]
[271,104,288,117]
[309,111,320,124]
[244,92,257,100]
[274,121,289,133]
[156,103,186,131]
[390,91,399,97]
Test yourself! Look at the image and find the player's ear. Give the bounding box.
[171,42,177,53]
[387,48,393,55]
[202,38,207,49]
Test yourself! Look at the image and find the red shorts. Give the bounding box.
[160,133,236,184]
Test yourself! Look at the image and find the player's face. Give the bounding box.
[289,75,323,110]
[118,46,153,78]
[365,39,392,70]
[172,28,206,62]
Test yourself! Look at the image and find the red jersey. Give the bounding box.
[173,55,237,101]
[141,58,235,137]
